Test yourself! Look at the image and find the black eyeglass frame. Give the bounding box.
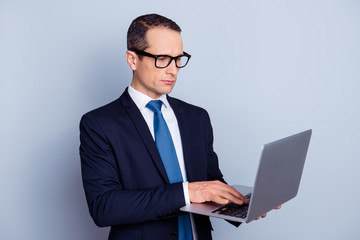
[129,49,191,69]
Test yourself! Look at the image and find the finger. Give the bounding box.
[256,213,267,220]
[215,188,246,205]
[227,186,249,203]
[214,183,249,204]
[275,205,281,209]
[212,181,246,199]
[210,189,243,205]
[212,195,230,205]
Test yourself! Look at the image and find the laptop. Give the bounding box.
[180,129,312,223]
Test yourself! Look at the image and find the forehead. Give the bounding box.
[145,27,183,55]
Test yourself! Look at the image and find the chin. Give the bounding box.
[161,86,175,95]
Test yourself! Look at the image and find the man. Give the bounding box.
[80,14,263,240]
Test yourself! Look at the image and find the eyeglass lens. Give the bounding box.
[156,55,189,68]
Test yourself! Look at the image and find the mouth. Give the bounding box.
[161,80,176,85]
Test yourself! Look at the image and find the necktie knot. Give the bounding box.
[146,100,163,113]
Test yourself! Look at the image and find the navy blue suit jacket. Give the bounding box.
[80,89,225,240]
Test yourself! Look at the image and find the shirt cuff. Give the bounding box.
[182,181,190,205]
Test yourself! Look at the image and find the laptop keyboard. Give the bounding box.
[211,193,252,219]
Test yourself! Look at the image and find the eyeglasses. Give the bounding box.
[129,49,191,68]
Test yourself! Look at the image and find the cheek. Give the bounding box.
[151,70,165,83]
[139,66,157,83]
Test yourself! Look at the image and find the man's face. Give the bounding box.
[129,27,183,99]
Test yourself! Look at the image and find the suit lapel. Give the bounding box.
[120,89,170,184]
[168,96,196,182]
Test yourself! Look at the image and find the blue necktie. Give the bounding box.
[146,100,193,240]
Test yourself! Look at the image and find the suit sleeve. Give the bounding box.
[202,110,225,182]
[79,113,185,227]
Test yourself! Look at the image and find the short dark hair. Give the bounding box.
[127,13,182,51]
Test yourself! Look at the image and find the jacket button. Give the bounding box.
[170,232,178,238]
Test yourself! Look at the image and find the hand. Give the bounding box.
[188,180,248,205]
[255,205,282,220]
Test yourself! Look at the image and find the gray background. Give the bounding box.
[1,0,359,239]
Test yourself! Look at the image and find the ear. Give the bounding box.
[126,50,137,70]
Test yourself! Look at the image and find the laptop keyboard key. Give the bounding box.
[212,193,252,219]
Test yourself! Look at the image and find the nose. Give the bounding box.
[166,59,179,75]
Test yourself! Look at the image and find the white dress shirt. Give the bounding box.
[128,85,198,240]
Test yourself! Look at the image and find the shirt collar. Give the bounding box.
[128,85,170,110]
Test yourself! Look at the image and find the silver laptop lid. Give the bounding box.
[246,129,312,222]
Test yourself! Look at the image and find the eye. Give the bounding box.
[176,57,182,64]
[157,56,169,62]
